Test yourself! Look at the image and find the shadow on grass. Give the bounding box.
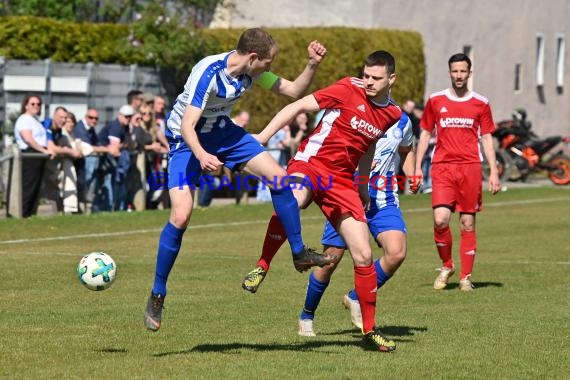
[322,325,428,339]
[445,281,503,290]
[154,325,428,356]
[97,348,128,353]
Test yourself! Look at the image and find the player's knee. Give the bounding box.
[434,218,449,230]
[387,246,406,265]
[460,219,475,231]
[351,249,373,266]
[170,208,192,228]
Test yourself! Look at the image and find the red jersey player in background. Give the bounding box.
[415,53,501,292]
[243,50,402,352]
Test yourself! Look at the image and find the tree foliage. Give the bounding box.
[0,0,221,23]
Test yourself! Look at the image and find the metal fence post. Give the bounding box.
[8,144,22,218]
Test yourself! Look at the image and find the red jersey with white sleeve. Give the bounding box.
[420,89,495,164]
[293,77,402,177]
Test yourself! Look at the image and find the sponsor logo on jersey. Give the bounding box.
[350,116,384,139]
[357,104,366,112]
[439,117,474,128]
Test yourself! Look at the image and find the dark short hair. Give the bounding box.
[364,50,396,74]
[448,53,472,70]
[236,28,276,60]
[20,93,42,115]
[127,90,143,104]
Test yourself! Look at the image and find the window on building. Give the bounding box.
[536,33,545,87]
[556,34,565,90]
[514,63,522,93]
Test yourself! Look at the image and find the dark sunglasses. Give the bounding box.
[86,115,99,120]
[29,102,42,106]
[142,112,152,116]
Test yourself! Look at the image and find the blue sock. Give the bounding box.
[374,259,391,289]
[152,222,186,296]
[300,272,329,320]
[348,259,392,301]
[269,187,304,254]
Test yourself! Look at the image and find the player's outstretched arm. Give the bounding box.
[256,95,320,145]
[271,40,327,99]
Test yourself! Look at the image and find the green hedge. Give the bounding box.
[0,16,145,63]
[206,28,425,131]
[0,17,425,132]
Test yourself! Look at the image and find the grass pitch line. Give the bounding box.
[0,196,568,245]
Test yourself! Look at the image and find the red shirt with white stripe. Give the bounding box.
[293,77,402,177]
[420,88,495,164]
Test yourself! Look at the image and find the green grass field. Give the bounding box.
[1,187,569,379]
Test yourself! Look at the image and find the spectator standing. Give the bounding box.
[139,104,169,209]
[94,105,133,212]
[14,94,52,217]
[58,112,82,214]
[74,108,119,213]
[287,112,312,158]
[42,106,81,213]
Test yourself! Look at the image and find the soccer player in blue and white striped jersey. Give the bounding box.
[297,113,418,346]
[144,28,335,332]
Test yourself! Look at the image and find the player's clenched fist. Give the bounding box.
[307,40,327,64]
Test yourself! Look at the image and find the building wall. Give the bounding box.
[211,0,570,136]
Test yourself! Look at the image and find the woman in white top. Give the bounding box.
[14,94,52,217]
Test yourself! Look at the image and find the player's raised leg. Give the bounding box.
[242,154,337,272]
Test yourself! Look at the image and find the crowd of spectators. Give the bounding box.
[11,90,170,217]
[8,92,431,217]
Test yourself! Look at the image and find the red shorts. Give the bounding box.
[431,162,482,213]
[287,160,366,226]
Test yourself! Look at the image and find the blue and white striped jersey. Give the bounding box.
[167,51,254,138]
[368,113,413,210]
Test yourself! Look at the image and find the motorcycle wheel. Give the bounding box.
[547,155,570,185]
[482,149,512,182]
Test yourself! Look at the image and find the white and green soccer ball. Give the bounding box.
[77,252,117,291]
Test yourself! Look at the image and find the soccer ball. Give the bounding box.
[77,252,117,291]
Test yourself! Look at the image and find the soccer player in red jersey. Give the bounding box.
[243,50,402,352]
[415,53,501,291]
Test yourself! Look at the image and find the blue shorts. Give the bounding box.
[320,205,407,248]
[166,123,264,189]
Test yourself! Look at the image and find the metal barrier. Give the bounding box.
[0,146,51,218]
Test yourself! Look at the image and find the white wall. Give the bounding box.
[211,0,570,136]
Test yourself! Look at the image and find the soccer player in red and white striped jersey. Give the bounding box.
[415,53,501,292]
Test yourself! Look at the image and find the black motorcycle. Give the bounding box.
[482,109,570,185]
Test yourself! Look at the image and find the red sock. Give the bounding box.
[460,230,476,279]
[434,226,453,268]
[354,264,377,334]
[256,213,287,271]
